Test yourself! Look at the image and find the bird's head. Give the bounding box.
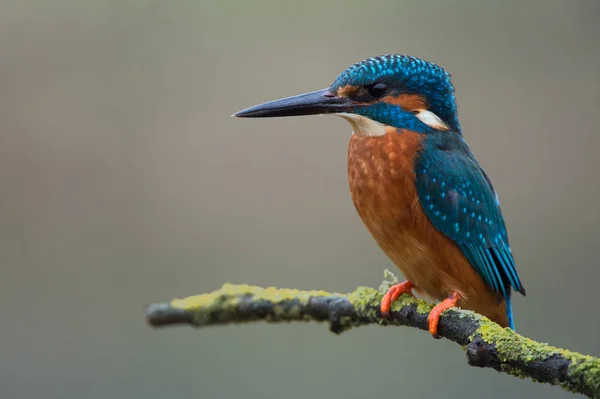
[234,54,461,135]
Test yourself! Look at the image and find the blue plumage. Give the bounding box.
[354,103,435,134]
[415,131,526,328]
[331,54,461,132]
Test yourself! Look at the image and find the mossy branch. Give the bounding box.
[145,270,600,398]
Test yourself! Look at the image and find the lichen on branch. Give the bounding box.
[145,270,600,398]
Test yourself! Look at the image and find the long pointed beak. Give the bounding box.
[232,88,352,118]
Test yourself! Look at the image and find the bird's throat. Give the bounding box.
[335,113,388,137]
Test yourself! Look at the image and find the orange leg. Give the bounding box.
[380,281,415,317]
[428,292,461,338]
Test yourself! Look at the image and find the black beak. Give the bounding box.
[233,88,352,118]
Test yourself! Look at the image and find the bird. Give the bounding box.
[233,54,526,337]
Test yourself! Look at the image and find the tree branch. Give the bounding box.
[145,270,600,398]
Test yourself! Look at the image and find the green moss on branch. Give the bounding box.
[145,271,600,398]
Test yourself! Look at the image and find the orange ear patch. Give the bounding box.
[382,94,428,111]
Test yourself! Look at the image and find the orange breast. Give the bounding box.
[347,130,508,327]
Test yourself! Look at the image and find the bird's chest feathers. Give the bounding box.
[348,130,425,234]
[348,130,452,297]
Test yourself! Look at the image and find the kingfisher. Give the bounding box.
[233,54,526,337]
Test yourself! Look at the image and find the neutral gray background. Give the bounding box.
[2,1,599,398]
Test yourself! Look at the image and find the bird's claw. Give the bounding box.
[380,280,415,317]
[427,292,460,338]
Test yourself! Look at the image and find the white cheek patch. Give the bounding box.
[414,109,449,130]
[335,112,387,136]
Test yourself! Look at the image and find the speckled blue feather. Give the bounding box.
[415,132,526,329]
[330,54,461,132]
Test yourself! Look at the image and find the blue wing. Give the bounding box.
[415,133,526,302]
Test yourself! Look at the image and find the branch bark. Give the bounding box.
[145,270,600,398]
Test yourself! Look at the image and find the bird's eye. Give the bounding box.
[367,82,388,98]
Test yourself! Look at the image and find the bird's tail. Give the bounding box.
[506,292,515,330]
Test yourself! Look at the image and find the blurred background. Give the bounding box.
[1,1,599,398]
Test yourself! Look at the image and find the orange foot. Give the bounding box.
[380,281,415,317]
[428,292,461,338]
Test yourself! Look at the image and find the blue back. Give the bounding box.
[415,132,526,328]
